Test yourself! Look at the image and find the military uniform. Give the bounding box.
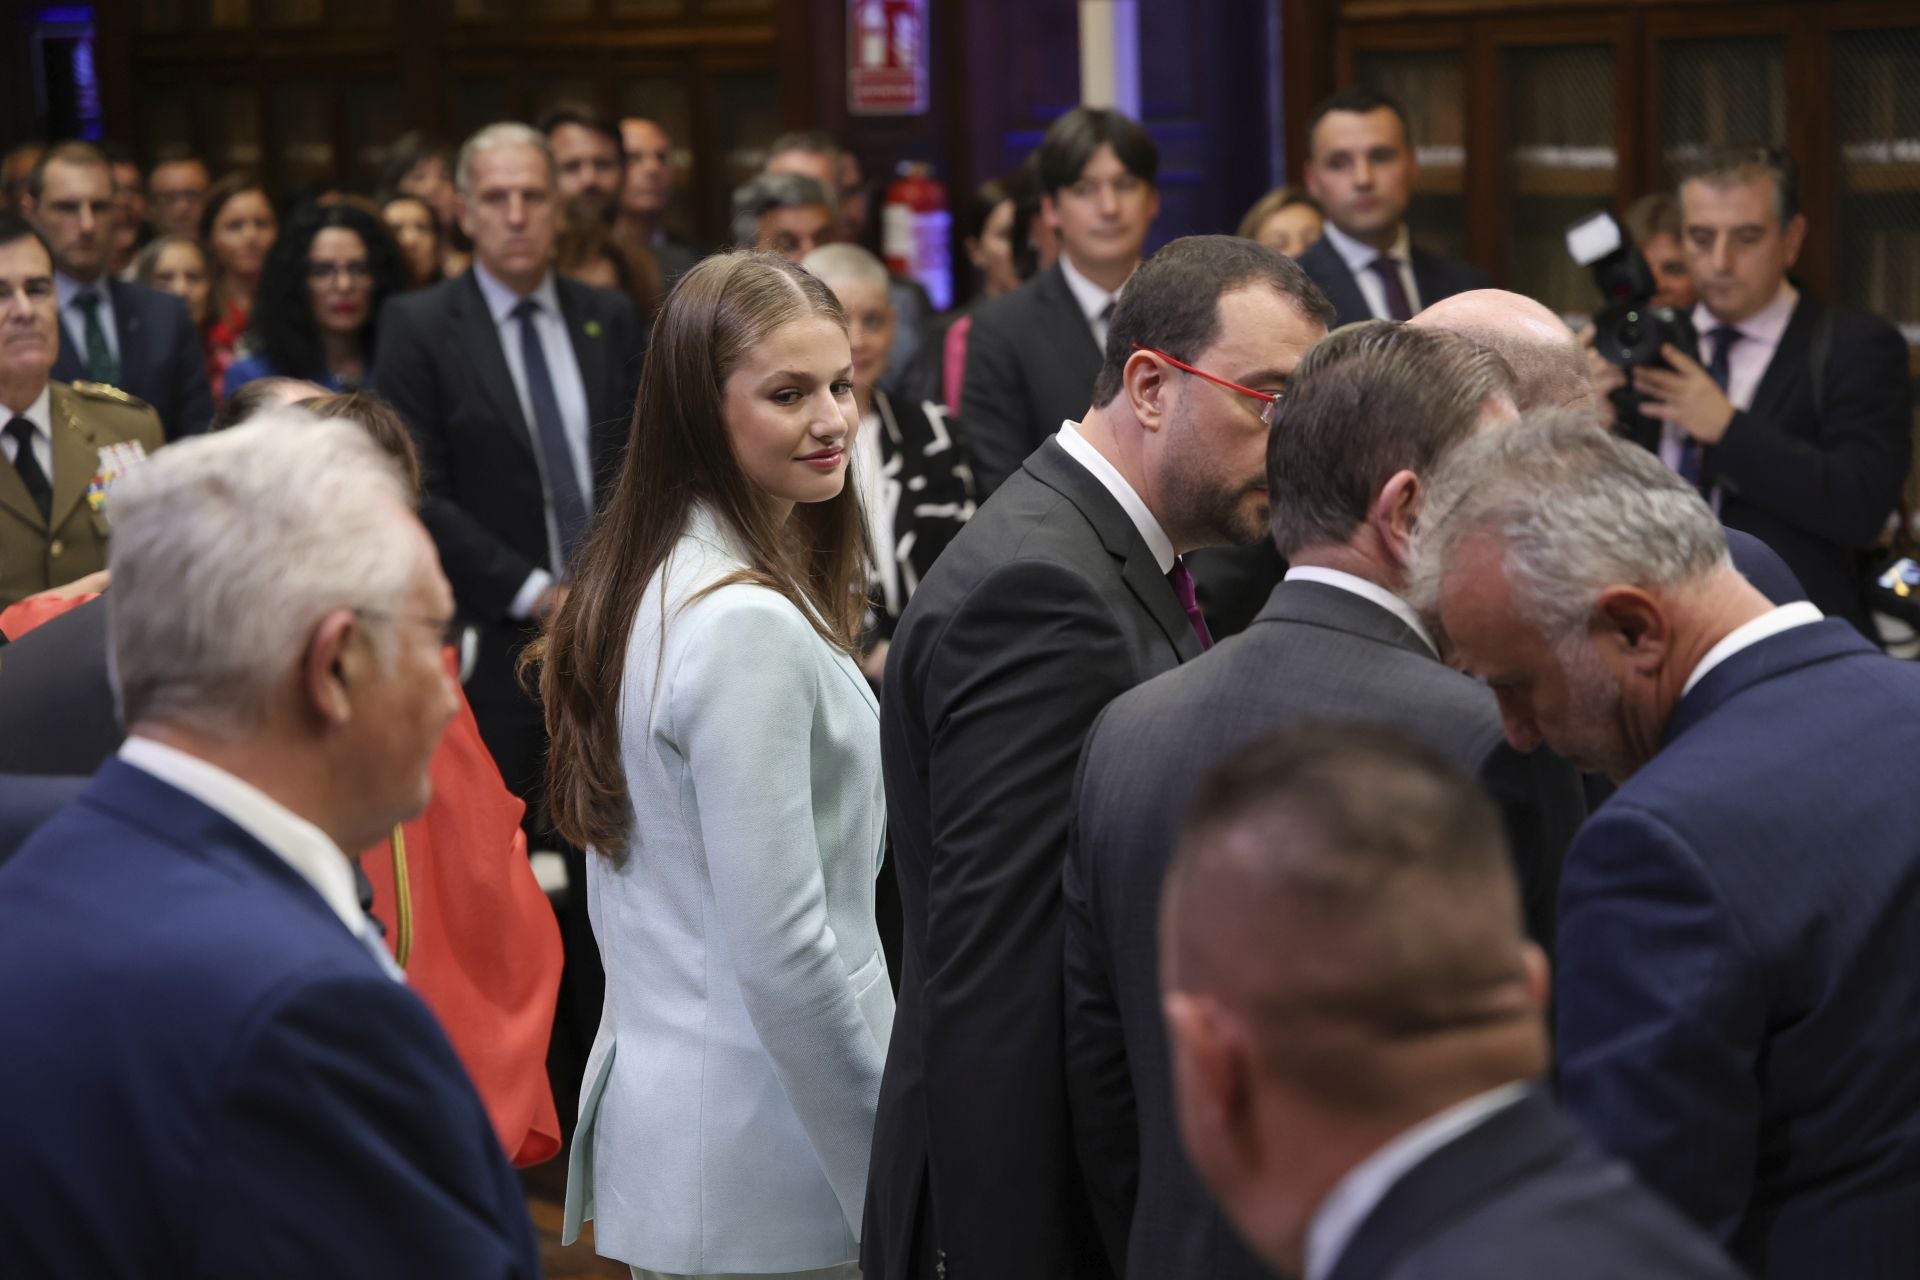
[0,380,164,605]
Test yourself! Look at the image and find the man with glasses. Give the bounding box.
[146,155,210,241]
[1063,321,1587,1280]
[0,416,542,1275]
[25,141,213,440]
[962,106,1163,496]
[864,236,1332,1280]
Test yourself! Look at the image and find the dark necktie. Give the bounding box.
[6,417,52,523]
[75,290,119,385]
[512,298,589,569]
[1366,255,1413,322]
[1680,326,1742,488]
[1167,557,1212,652]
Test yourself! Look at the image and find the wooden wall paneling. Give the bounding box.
[1787,3,1831,300]
[1281,0,1336,182]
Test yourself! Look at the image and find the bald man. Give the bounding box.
[1162,725,1745,1280]
[1410,289,1593,415]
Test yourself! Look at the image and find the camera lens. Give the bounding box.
[1619,312,1642,346]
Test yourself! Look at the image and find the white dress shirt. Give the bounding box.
[1662,281,1800,476]
[1058,253,1126,351]
[854,405,902,616]
[56,271,120,367]
[1321,221,1421,321]
[1681,601,1823,699]
[1283,565,1437,655]
[117,735,402,980]
[472,263,593,615]
[1055,419,1174,573]
[0,384,54,479]
[1304,1083,1532,1280]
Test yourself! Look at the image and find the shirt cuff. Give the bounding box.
[509,569,554,621]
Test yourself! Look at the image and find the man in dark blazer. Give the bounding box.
[1626,146,1909,637]
[1415,412,1920,1278]
[1296,87,1488,328]
[27,141,212,440]
[1065,323,1587,1280]
[0,418,539,1276]
[0,772,85,864]
[373,121,644,808]
[1162,725,1744,1280]
[960,107,1161,496]
[863,237,1332,1280]
[0,595,118,774]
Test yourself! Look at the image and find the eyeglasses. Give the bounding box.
[1132,343,1282,427]
[354,608,479,685]
[308,260,373,284]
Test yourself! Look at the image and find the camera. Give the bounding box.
[1565,211,1698,368]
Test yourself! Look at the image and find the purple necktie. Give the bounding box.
[1167,558,1212,652]
[1367,255,1413,322]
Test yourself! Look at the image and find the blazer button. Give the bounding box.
[49,538,64,557]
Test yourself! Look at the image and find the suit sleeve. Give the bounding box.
[191,972,540,1279]
[372,297,542,620]
[158,291,214,439]
[921,557,1134,1278]
[1555,806,1766,1244]
[958,305,1039,499]
[1063,704,1140,1275]
[1708,314,1912,549]
[670,590,887,1238]
[1476,741,1585,955]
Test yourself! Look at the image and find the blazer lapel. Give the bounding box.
[53,317,84,383]
[1743,292,1816,417]
[453,273,536,466]
[1664,617,1871,746]
[1038,263,1103,366]
[1023,437,1203,663]
[110,281,146,388]
[1326,1089,1578,1280]
[1410,248,1448,312]
[48,384,98,528]
[0,439,43,529]
[556,282,621,487]
[1301,239,1371,326]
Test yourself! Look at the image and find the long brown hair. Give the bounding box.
[527,249,870,856]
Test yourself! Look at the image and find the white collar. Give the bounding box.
[1681,601,1823,699]
[117,735,367,937]
[1304,1083,1532,1280]
[55,270,110,310]
[1054,419,1175,573]
[472,261,561,327]
[1321,220,1411,276]
[1284,565,1437,656]
[4,384,53,438]
[1058,253,1127,328]
[1691,279,1797,347]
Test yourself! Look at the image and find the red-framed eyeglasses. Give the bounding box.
[1132,344,1282,427]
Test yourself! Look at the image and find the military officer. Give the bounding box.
[0,214,162,605]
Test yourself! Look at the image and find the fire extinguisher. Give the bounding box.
[883,161,953,311]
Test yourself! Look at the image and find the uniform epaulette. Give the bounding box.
[70,381,153,412]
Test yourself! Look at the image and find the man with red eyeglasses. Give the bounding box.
[864,236,1332,1280]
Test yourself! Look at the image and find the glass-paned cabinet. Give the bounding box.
[1833,27,1920,345]
[1503,43,1616,320]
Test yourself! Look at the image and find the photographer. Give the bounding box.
[1590,147,1909,637]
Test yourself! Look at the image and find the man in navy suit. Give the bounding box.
[1413,412,1920,1278]
[1296,87,1488,329]
[0,416,539,1276]
[1162,724,1743,1280]
[26,141,213,440]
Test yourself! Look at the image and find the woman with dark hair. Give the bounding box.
[199,173,278,398]
[225,203,405,395]
[532,250,887,1279]
[382,193,444,290]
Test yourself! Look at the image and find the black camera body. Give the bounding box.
[1566,210,1699,369]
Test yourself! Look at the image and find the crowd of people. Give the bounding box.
[0,80,1917,1280]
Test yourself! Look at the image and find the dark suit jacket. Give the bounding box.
[1696,296,1910,635]
[864,437,1205,1280]
[0,772,86,865]
[1065,581,1586,1280]
[0,596,117,775]
[1296,234,1489,329]
[372,271,643,792]
[52,277,214,441]
[0,760,540,1277]
[1557,619,1920,1277]
[958,263,1104,497]
[1323,1089,1745,1280]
